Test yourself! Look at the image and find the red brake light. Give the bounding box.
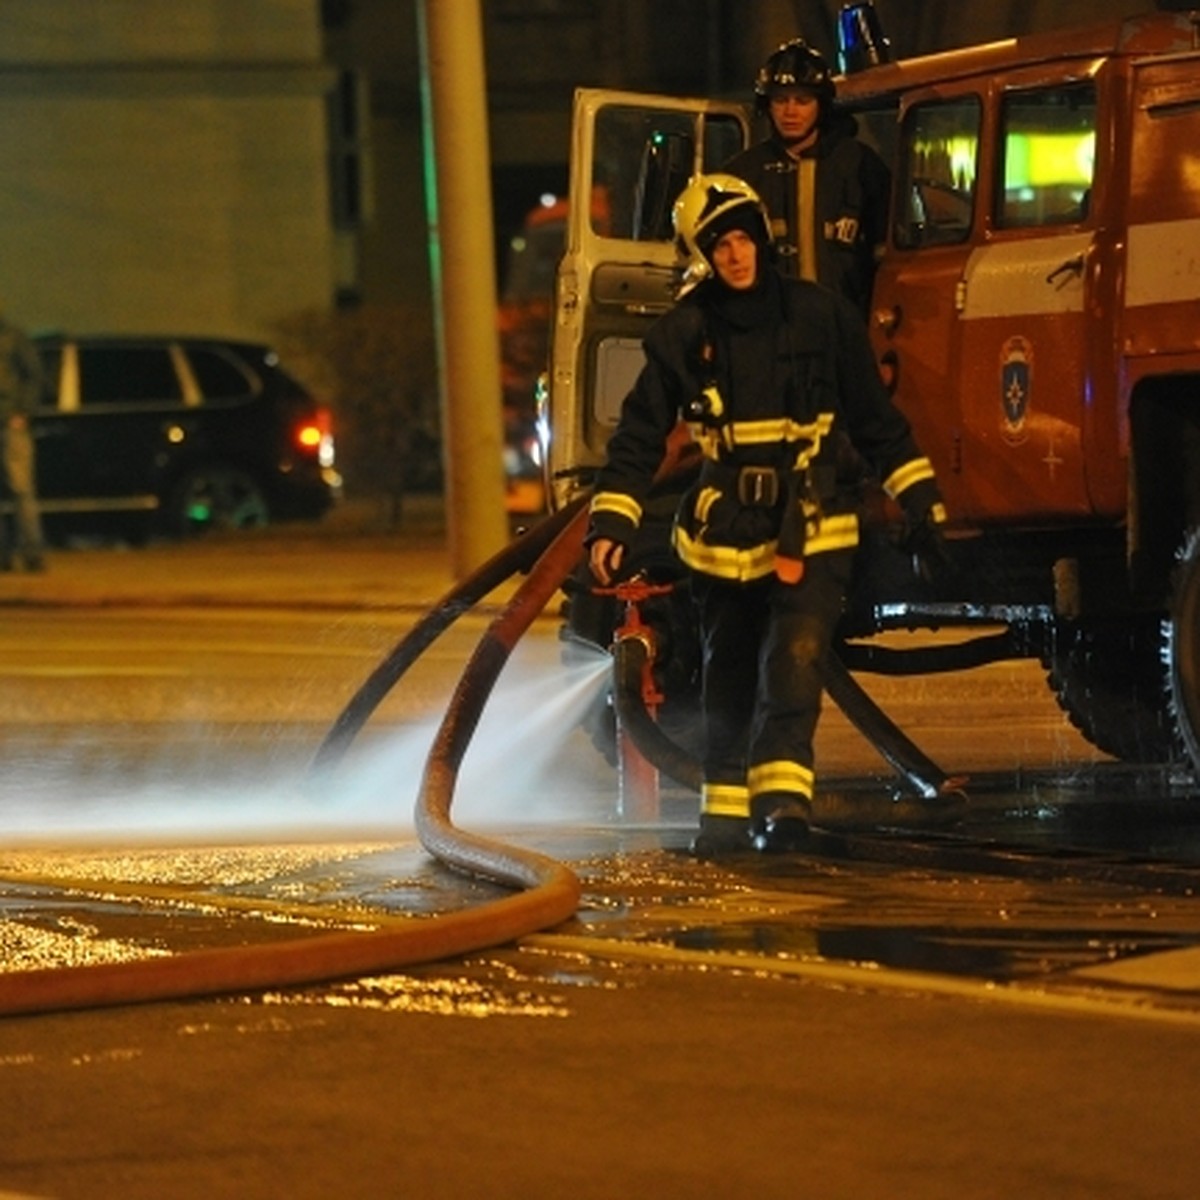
[295,408,334,466]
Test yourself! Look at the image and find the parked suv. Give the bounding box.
[28,335,340,539]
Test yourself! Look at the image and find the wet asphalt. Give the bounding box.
[3,499,1200,1197]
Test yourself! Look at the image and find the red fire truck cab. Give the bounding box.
[541,8,1200,784]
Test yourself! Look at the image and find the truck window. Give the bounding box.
[591,105,745,242]
[895,96,981,249]
[998,84,1096,228]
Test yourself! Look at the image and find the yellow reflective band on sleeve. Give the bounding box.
[590,491,643,526]
[930,501,947,525]
[747,760,815,801]
[883,457,936,499]
[803,511,860,555]
[672,525,778,581]
[695,486,721,524]
[702,783,751,818]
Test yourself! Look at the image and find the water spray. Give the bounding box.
[0,503,590,1017]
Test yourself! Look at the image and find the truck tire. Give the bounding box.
[1166,526,1200,779]
[1047,613,1175,765]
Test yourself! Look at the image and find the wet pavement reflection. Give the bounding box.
[5,756,1200,1023]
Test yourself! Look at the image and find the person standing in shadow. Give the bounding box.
[0,309,47,572]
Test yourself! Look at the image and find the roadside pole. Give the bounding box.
[418,0,510,578]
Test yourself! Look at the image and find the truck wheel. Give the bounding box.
[1166,526,1200,778]
[1047,614,1175,764]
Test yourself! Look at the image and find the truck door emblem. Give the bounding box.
[1000,335,1032,445]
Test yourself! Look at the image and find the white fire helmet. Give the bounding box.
[671,173,772,285]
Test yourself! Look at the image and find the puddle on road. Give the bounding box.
[661,919,1195,985]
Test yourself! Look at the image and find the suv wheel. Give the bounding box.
[169,465,270,536]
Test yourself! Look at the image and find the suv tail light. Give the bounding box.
[296,407,335,467]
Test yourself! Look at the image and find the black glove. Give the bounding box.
[903,513,955,590]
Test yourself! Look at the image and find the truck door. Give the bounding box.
[872,88,983,523]
[542,88,749,511]
[955,78,1098,523]
[876,77,1099,526]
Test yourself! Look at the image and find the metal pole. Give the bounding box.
[418,0,509,578]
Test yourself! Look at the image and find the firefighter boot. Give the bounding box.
[749,793,813,853]
[690,814,752,858]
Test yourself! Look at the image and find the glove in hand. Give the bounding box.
[904,514,955,589]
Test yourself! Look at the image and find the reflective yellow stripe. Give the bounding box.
[702,783,750,818]
[590,491,642,526]
[673,525,778,581]
[748,760,814,800]
[930,501,948,525]
[695,486,721,524]
[687,424,723,460]
[803,511,859,555]
[701,384,724,419]
[797,156,818,283]
[883,457,936,499]
[726,413,833,447]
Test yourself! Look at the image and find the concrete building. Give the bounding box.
[0,1,1164,340]
[0,0,335,343]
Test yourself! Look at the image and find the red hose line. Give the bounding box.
[0,506,589,1018]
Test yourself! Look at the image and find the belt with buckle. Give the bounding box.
[736,465,780,508]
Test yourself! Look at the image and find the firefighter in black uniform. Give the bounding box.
[723,38,890,318]
[586,174,948,855]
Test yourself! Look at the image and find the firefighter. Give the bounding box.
[586,174,949,855]
[723,38,891,317]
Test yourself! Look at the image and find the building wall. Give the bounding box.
[0,0,335,342]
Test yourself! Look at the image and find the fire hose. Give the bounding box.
[606,582,961,805]
[312,493,589,774]
[0,503,589,1018]
[0,476,958,1016]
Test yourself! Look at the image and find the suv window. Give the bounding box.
[187,347,255,401]
[78,346,182,406]
[997,83,1096,228]
[895,95,981,249]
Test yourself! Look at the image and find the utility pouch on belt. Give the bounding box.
[775,470,807,584]
[737,466,780,508]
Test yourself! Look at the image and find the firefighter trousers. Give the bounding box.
[694,547,853,819]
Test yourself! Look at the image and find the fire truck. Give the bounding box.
[538,6,1200,786]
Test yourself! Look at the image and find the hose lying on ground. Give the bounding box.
[0,506,589,1018]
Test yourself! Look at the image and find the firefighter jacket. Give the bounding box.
[587,269,944,585]
[723,115,891,317]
